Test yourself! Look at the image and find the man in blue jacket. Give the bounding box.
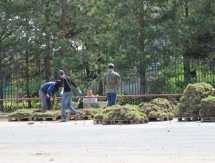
[39,81,61,111]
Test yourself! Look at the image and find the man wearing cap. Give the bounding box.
[102,63,121,106]
[39,80,61,111]
[58,70,82,122]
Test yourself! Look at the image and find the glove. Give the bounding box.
[46,94,50,98]
[59,92,63,97]
[79,90,83,95]
[50,97,53,101]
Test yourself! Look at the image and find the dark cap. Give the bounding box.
[108,63,114,68]
[58,70,65,75]
[55,80,62,87]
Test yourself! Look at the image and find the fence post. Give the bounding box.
[169,95,173,104]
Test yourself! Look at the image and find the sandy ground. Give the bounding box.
[0,119,215,163]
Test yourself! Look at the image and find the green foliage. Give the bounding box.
[117,94,140,105]
[116,91,139,105]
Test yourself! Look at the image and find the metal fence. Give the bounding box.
[91,58,215,95]
[1,58,215,99]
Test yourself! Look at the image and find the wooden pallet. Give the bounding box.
[148,117,172,121]
[144,118,149,123]
[67,114,81,120]
[82,115,93,120]
[201,117,215,122]
[95,119,148,125]
[8,117,32,121]
[177,117,199,121]
[102,119,148,125]
[67,114,92,120]
[93,119,102,124]
[56,115,62,120]
[33,117,57,121]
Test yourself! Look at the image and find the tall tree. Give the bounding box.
[98,0,176,100]
[172,0,215,83]
[0,1,26,110]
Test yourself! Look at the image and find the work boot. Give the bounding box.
[59,118,67,122]
[74,113,79,121]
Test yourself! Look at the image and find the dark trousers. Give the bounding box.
[46,97,51,110]
[39,89,52,111]
[46,96,55,110]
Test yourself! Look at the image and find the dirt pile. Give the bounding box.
[178,82,214,117]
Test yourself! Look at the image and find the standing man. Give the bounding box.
[58,70,82,122]
[102,63,121,106]
[39,81,61,111]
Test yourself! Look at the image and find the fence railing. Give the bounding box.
[0,94,183,101]
[0,94,183,112]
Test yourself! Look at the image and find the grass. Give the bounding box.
[33,111,60,117]
[124,111,146,120]
[178,82,214,117]
[76,108,101,116]
[138,98,175,118]
[8,109,62,118]
[95,104,147,121]
[202,95,215,103]
[200,96,215,117]
[8,109,33,117]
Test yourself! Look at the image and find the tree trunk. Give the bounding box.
[139,71,146,102]
[98,68,103,95]
[183,3,190,83]
[139,2,146,102]
[60,4,66,58]
[44,56,51,81]
[99,80,103,95]
[183,54,191,83]
[26,51,32,108]
[0,77,3,111]
[0,50,3,111]
[44,2,51,81]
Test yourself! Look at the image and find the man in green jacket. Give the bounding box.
[102,63,121,106]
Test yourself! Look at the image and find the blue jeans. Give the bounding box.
[106,93,117,106]
[61,91,77,119]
